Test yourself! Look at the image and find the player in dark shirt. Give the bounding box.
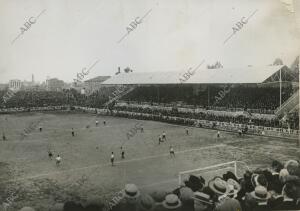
[48,151,53,159]
[121,147,125,159]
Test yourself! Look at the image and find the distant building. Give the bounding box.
[0,83,8,91]
[46,78,65,91]
[84,76,111,94]
[9,79,22,90]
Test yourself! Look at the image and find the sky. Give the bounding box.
[0,0,299,83]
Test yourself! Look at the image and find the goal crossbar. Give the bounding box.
[178,161,237,185]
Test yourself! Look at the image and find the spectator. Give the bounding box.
[178,187,194,211]
[137,194,155,211]
[112,184,140,211]
[271,182,300,210]
[184,175,205,192]
[208,177,241,211]
[161,194,182,211]
[245,185,271,211]
[193,192,213,211]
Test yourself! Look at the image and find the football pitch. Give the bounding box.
[0,112,299,210]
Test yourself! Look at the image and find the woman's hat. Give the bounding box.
[123,184,140,199]
[250,186,271,201]
[208,177,229,196]
[162,194,182,209]
[227,178,241,197]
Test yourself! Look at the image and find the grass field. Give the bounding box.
[0,112,299,210]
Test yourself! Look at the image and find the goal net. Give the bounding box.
[178,161,249,186]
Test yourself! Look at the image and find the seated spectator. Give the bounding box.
[285,160,300,176]
[245,185,271,211]
[137,194,155,211]
[208,177,241,211]
[193,192,213,211]
[184,175,205,192]
[112,184,140,211]
[161,194,182,211]
[222,171,238,182]
[271,182,300,210]
[178,187,194,211]
[251,174,268,189]
[237,170,254,201]
[151,189,167,211]
[226,178,241,199]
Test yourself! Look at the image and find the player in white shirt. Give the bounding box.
[170,146,175,157]
[95,120,99,126]
[217,131,220,138]
[162,131,166,141]
[56,155,61,166]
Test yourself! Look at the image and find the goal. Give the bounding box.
[178,161,248,186]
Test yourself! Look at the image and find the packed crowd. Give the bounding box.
[122,85,294,111]
[15,159,300,211]
[111,104,299,130]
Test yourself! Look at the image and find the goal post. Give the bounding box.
[178,161,240,186]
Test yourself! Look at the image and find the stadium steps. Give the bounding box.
[275,89,299,117]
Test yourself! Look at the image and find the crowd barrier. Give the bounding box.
[74,106,299,140]
[1,105,298,140]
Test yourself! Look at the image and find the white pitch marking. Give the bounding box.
[0,144,225,184]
